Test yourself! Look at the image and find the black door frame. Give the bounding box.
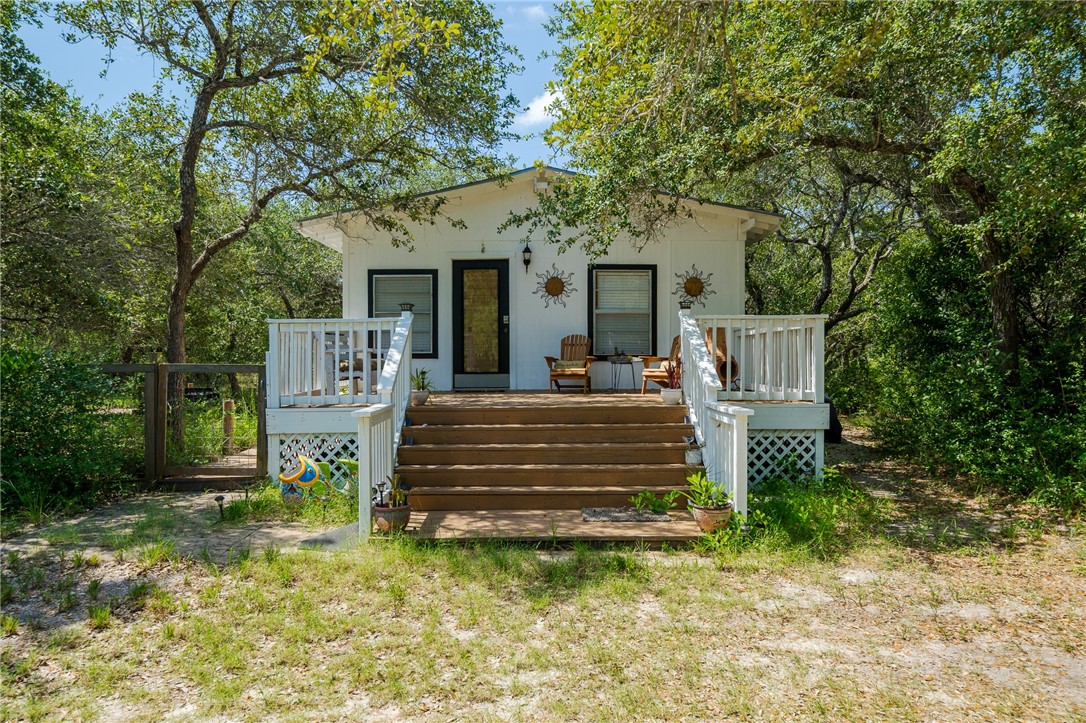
[452,259,510,389]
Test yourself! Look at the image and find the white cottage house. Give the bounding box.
[266,167,829,536]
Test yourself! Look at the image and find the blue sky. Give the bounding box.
[18,1,565,169]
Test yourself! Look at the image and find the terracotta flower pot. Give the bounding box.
[373,504,411,533]
[689,503,732,533]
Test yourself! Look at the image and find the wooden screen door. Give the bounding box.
[452,260,510,389]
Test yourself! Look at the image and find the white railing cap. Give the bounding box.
[266,317,398,324]
[706,401,755,418]
[352,403,393,418]
[692,314,828,320]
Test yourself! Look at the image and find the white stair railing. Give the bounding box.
[352,403,394,541]
[697,315,825,402]
[680,310,753,517]
[377,312,412,449]
[267,318,400,407]
[352,311,413,540]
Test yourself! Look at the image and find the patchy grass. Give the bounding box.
[1,529,1083,721]
[219,480,357,528]
[0,427,1083,721]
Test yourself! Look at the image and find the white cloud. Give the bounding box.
[522,4,548,20]
[514,89,563,130]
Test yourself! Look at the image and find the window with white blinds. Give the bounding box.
[591,267,655,356]
[370,271,437,357]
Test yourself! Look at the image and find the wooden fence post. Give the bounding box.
[256,367,268,478]
[143,368,156,483]
[154,361,168,481]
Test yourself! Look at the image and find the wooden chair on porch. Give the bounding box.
[545,334,596,393]
[640,336,681,393]
[705,327,741,390]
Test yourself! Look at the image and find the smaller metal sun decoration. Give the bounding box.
[534,264,576,308]
[673,263,716,307]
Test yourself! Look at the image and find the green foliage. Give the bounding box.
[629,489,680,515]
[0,613,17,636]
[682,470,731,509]
[0,343,140,519]
[410,368,436,392]
[698,466,885,561]
[86,603,111,630]
[867,238,1086,513]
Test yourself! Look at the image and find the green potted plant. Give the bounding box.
[661,357,682,404]
[410,368,435,406]
[682,470,732,533]
[373,473,411,533]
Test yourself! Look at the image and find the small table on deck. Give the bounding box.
[610,355,638,391]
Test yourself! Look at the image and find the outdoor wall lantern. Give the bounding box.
[522,243,533,273]
[399,302,415,312]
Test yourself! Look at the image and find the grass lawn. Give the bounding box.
[1,427,1084,721]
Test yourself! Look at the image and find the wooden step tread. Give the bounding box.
[409,485,687,495]
[401,443,687,451]
[397,463,691,472]
[406,423,692,431]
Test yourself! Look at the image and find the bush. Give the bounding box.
[0,343,139,521]
[863,237,1086,515]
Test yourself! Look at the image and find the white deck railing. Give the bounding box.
[266,318,401,407]
[352,403,394,541]
[680,310,753,517]
[697,315,825,402]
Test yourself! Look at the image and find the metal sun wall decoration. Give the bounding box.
[674,264,716,307]
[534,264,576,308]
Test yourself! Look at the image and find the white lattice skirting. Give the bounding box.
[269,433,358,482]
[747,429,822,485]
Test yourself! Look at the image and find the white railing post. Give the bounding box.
[353,403,394,542]
[813,316,825,403]
[377,312,412,452]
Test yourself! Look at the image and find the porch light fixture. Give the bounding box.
[678,299,693,310]
[522,243,532,273]
[399,302,415,312]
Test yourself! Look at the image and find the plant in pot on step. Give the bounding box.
[683,435,703,466]
[410,369,435,406]
[373,474,412,533]
[660,357,683,405]
[682,470,733,533]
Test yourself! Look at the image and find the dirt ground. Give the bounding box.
[1,424,1083,721]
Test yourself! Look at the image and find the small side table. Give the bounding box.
[610,355,637,391]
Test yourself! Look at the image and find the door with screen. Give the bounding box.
[452,260,509,389]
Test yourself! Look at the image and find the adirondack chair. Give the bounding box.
[640,336,681,394]
[705,327,740,389]
[545,334,596,393]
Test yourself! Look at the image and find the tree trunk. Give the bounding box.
[981,233,1021,385]
[166,252,193,448]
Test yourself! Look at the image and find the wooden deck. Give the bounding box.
[405,509,702,543]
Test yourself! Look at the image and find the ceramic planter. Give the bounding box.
[410,390,430,406]
[373,504,411,533]
[684,448,703,466]
[660,388,682,405]
[689,503,732,533]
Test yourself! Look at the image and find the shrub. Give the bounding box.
[0,342,139,520]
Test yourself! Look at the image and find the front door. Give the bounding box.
[452,260,510,389]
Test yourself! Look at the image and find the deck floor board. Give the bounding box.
[407,509,701,543]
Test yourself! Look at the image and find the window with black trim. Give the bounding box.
[589,265,656,358]
[368,269,438,358]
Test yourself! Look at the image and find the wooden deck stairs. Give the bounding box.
[399,401,696,512]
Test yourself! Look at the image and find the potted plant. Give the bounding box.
[683,470,732,533]
[373,473,411,533]
[660,357,682,404]
[683,435,703,466]
[410,368,435,406]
